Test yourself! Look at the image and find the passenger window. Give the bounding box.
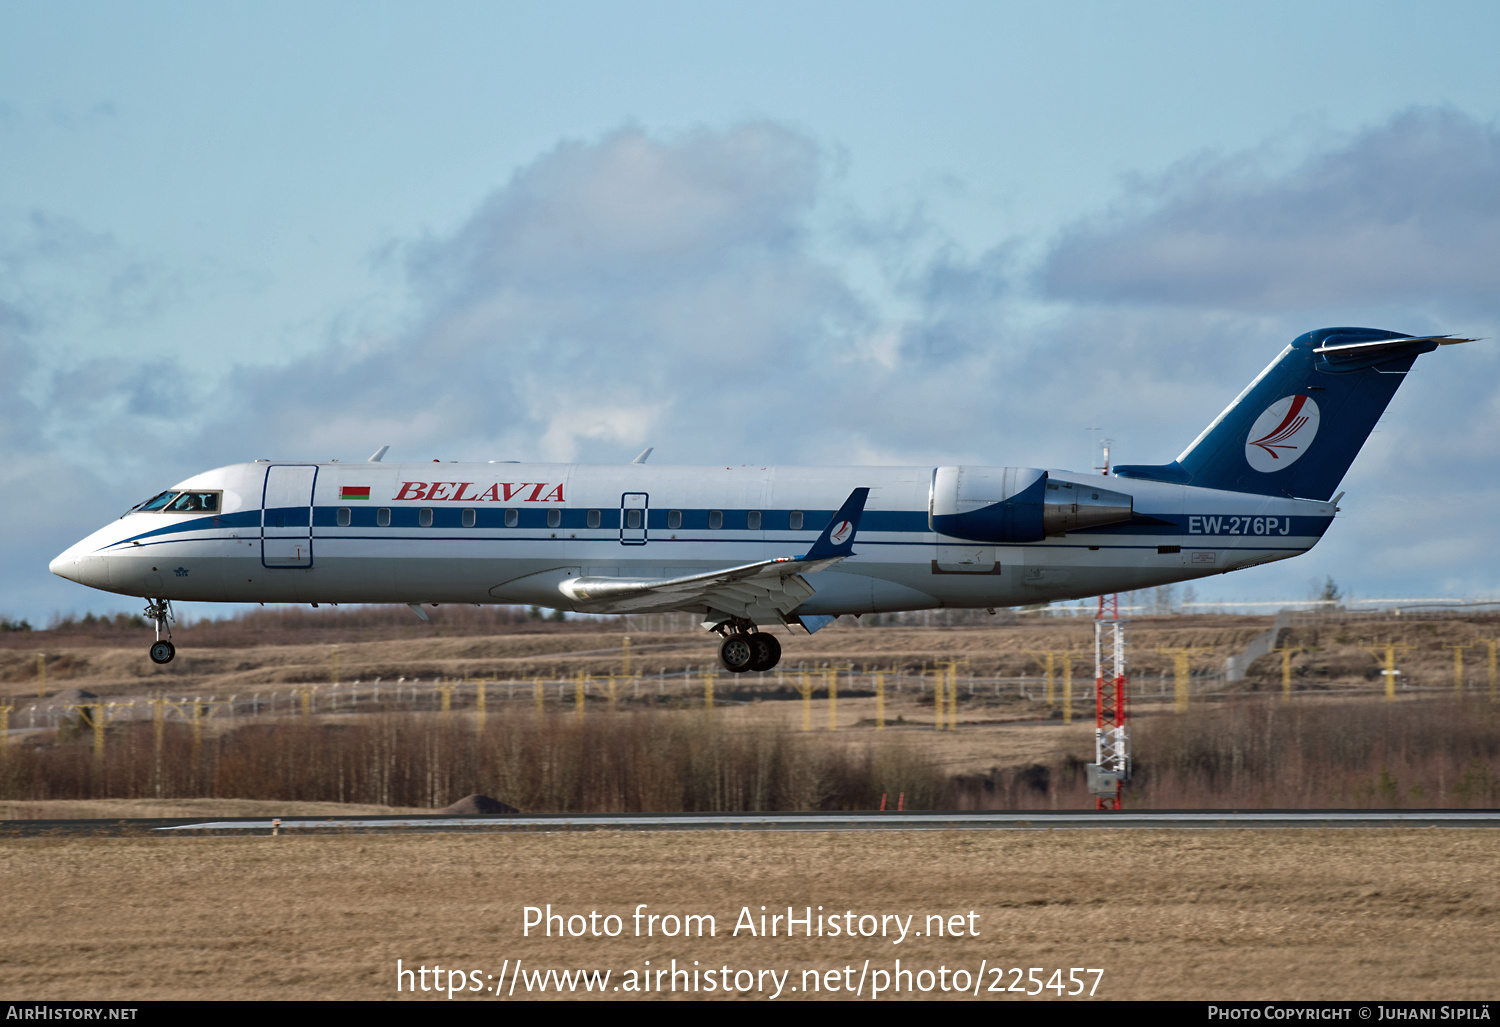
[667,510,682,529]
[747,511,761,530]
[504,508,519,528]
[789,511,804,530]
[139,491,178,512]
[337,508,351,527]
[708,510,723,529]
[547,509,562,528]
[587,510,601,529]
[274,514,286,528]
[377,508,391,527]
[419,508,434,528]
[626,509,642,529]
[462,509,476,528]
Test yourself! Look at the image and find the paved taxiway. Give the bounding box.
[4,810,1500,836]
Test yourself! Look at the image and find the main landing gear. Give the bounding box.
[145,598,176,665]
[714,620,782,674]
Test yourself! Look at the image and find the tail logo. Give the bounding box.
[829,520,853,544]
[1244,395,1320,472]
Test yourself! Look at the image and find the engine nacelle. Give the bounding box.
[930,466,1133,543]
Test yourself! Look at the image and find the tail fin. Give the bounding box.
[1114,328,1474,501]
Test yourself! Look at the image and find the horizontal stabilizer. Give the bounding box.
[1313,335,1476,355]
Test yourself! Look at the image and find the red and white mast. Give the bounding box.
[1091,593,1130,810]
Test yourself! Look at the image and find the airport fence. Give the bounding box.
[5,650,1492,744]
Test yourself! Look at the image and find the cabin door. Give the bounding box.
[262,464,317,568]
[620,492,648,545]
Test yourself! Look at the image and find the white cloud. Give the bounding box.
[1042,108,1500,315]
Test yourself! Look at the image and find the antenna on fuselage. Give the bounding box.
[631,447,653,464]
[368,445,390,463]
[1096,438,1113,476]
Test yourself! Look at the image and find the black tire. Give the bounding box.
[718,634,754,673]
[748,633,782,672]
[149,640,176,665]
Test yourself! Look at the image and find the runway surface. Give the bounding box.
[4,810,1500,836]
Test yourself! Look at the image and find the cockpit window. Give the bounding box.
[138,492,179,512]
[166,492,219,513]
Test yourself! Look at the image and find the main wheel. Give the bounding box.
[149,640,176,665]
[748,633,782,672]
[718,634,754,673]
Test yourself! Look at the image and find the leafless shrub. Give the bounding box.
[7,697,1493,811]
[0,711,953,812]
[1128,698,1500,808]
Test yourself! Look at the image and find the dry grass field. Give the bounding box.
[7,611,1500,700]
[1,828,1496,1001]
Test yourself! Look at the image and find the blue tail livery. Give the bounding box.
[1115,328,1477,500]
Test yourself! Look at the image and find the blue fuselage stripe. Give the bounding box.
[111,505,1332,550]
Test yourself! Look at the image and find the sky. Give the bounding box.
[5,1,1500,623]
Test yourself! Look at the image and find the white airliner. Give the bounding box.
[50,328,1472,673]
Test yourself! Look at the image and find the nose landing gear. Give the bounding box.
[714,620,783,673]
[145,598,176,664]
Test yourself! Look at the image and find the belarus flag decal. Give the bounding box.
[340,486,372,501]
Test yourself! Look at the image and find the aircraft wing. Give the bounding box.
[557,487,871,621]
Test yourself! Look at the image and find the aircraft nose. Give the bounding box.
[49,551,81,583]
[50,548,111,588]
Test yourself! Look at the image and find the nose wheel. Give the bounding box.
[144,597,176,664]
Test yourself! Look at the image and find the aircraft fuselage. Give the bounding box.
[51,459,1335,616]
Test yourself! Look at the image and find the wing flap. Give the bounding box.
[556,486,870,616]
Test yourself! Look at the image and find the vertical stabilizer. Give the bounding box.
[1114,328,1472,500]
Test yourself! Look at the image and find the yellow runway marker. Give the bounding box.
[1157,647,1214,714]
[1364,643,1416,702]
[1273,646,1305,701]
[1445,644,1471,697]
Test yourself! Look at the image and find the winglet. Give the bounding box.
[368,445,390,463]
[632,447,653,464]
[800,487,870,562]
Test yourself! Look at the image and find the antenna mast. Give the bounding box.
[1089,593,1130,810]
